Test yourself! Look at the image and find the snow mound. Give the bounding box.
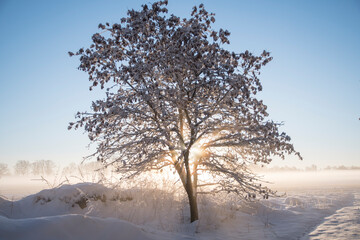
[0,214,158,240]
[0,183,189,240]
[1,183,359,240]
[0,183,132,219]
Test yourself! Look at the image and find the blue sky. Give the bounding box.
[0,0,359,168]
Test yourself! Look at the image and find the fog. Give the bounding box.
[261,170,360,191]
[0,176,48,199]
[1,170,360,200]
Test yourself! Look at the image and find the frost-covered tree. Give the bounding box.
[69,1,301,222]
[31,160,55,176]
[14,160,31,175]
[0,163,9,178]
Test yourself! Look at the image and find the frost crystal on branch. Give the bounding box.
[69,0,301,222]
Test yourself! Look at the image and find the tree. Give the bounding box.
[62,162,78,176]
[14,160,31,175]
[0,163,9,178]
[305,164,317,171]
[31,160,55,176]
[69,1,301,222]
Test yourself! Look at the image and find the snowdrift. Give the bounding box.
[0,215,160,240]
[0,182,359,240]
[0,183,187,240]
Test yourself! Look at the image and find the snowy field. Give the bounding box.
[0,171,359,240]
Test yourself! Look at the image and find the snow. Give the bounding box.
[304,192,360,240]
[1,172,360,240]
[0,215,158,240]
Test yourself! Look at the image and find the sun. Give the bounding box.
[190,144,206,160]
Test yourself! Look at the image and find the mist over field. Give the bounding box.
[263,170,360,190]
[1,167,359,240]
[2,168,360,200]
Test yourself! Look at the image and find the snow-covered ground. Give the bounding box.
[0,171,359,240]
[305,191,360,240]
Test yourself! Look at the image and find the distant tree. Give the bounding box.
[31,160,55,176]
[14,160,31,175]
[62,162,78,176]
[336,165,347,170]
[0,163,9,178]
[62,162,104,183]
[305,164,317,171]
[324,166,332,170]
[80,161,104,182]
[69,1,301,222]
[349,166,360,170]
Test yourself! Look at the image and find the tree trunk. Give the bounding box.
[174,159,199,222]
[184,152,199,222]
[186,184,199,222]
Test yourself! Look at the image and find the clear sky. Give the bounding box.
[0,0,359,168]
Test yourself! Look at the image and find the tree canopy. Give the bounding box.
[69,0,301,222]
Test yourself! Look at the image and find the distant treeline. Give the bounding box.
[251,164,360,172]
[1,161,360,178]
[0,160,56,176]
[0,160,105,183]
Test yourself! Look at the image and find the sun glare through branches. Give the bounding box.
[69,0,301,222]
